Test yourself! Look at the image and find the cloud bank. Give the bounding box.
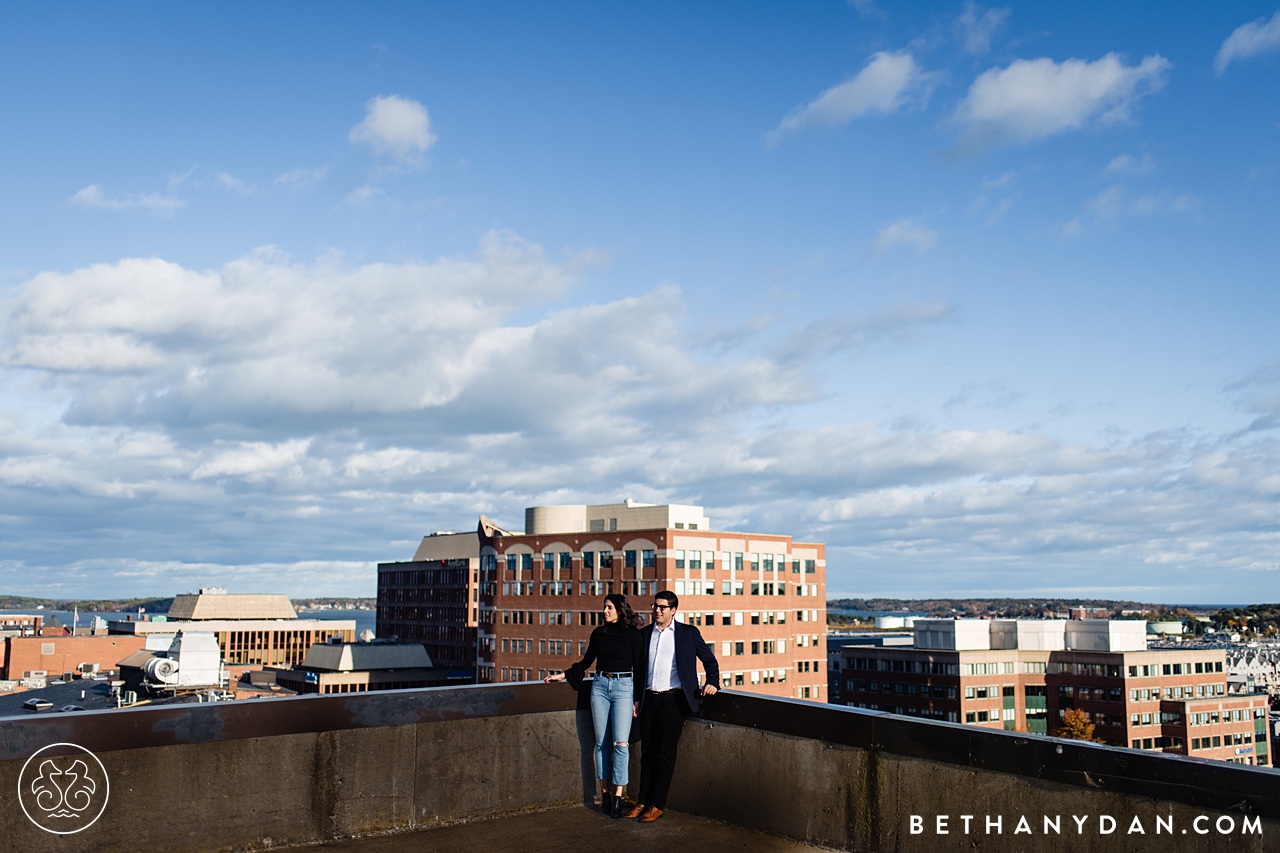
[0,234,1276,600]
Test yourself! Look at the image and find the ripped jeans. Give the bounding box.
[589,673,634,786]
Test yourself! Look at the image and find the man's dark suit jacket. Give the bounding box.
[638,620,720,715]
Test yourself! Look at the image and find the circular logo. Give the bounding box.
[18,743,109,834]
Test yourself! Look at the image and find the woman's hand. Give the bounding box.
[544,672,566,683]
[633,701,640,718]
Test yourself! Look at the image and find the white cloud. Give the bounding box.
[1089,184,1198,219]
[869,217,938,254]
[345,184,387,205]
[1215,11,1280,74]
[955,2,1010,55]
[1104,153,1157,175]
[981,171,1016,190]
[68,184,185,215]
[217,172,255,194]
[349,95,437,165]
[168,166,198,190]
[950,53,1171,149]
[274,166,328,188]
[192,439,312,481]
[768,52,935,145]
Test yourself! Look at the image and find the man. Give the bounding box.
[622,589,719,823]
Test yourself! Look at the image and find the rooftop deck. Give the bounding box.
[0,682,1275,852]
[312,805,826,852]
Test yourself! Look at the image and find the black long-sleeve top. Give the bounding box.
[566,624,645,703]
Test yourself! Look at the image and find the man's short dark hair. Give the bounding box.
[655,589,679,610]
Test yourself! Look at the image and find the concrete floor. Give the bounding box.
[311,805,830,852]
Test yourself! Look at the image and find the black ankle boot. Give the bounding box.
[611,795,624,820]
[600,790,613,815]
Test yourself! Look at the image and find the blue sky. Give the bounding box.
[1,2,1278,601]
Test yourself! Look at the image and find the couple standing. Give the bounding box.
[545,590,719,823]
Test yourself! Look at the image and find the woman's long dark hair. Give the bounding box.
[603,593,644,630]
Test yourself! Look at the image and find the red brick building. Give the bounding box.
[839,619,1269,766]
[378,501,829,701]
[2,635,146,680]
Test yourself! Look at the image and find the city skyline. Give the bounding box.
[0,3,1278,601]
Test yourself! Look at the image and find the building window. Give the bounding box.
[675,550,685,569]
[966,712,976,723]
[625,550,637,569]
[642,550,656,569]
[734,642,744,655]
[559,552,571,569]
[522,554,533,571]
[804,560,816,573]
[689,551,701,569]
[543,553,555,571]
[600,551,613,569]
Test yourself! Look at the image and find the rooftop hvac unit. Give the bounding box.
[144,656,180,684]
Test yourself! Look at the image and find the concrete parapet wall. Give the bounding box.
[0,687,587,853]
[671,720,1279,852]
[0,683,1275,853]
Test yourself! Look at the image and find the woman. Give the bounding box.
[544,593,644,819]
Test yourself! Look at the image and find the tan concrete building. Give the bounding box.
[378,500,829,701]
[109,590,354,666]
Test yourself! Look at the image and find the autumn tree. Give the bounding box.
[1054,708,1100,742]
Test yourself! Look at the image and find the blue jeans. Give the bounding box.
[590,674,634,786]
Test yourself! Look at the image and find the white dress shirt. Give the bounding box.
[647,621,682,691]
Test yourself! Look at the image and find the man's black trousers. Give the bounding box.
[637,690,691,810]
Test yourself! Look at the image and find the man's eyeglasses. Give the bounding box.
[651,603,672,611]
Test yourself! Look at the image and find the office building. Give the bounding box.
[840,618,1269,766]
[109,589,355,666]
[377,500,828,700]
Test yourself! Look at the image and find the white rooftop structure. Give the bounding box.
[1065,619,1147,652]
[913,619,993,651]
[914,618,1147,652]
[525,500,709,536]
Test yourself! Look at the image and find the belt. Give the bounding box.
[598,671,633,678]
[646,688,680,695]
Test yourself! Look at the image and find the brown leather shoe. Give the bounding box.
[621,802,646,820]
[637,806,664,823]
